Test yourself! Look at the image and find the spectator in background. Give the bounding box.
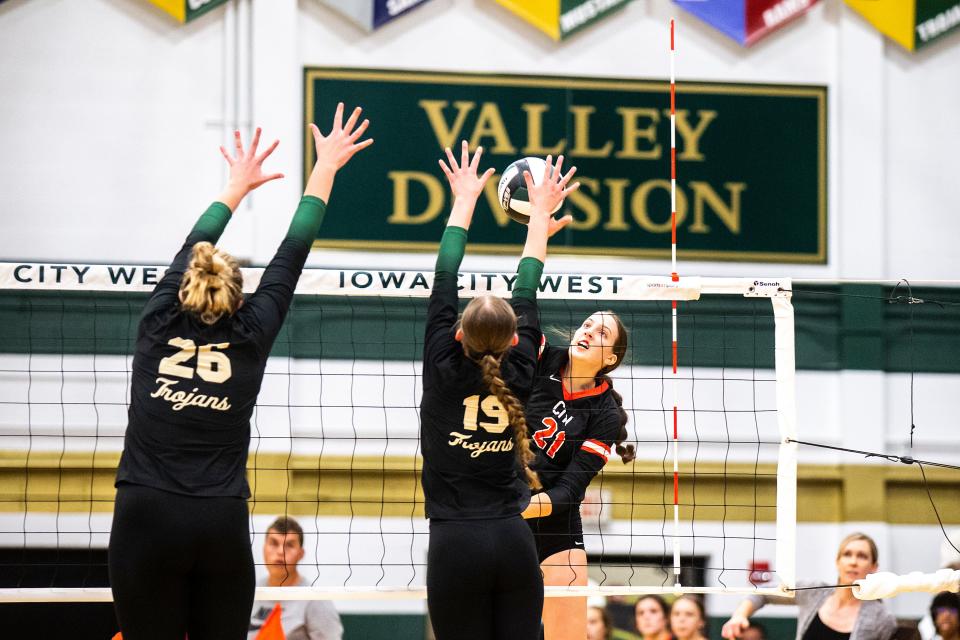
[930,592,960,640]
[248,516,343,640]
[587,604,613,640]
[635,594,673,640]
[722,532,896,640]
[670,595,708,640]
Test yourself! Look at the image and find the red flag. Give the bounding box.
[255,603,286,640]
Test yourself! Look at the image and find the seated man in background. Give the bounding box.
[249,516,343,640]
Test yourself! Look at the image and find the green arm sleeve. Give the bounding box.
[285,195,327,245]
[512,257,544,301]
[435,226,468,275]
[191,202,233,242]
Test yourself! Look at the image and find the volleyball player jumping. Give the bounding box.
[108,103,372,639]
[522,309,636,640]
[421,141,576,640]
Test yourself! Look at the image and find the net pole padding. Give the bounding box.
[853,569,960,600]
[773,295,798,591]
[0,585,798,603]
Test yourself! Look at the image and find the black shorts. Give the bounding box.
[527,506,584,563]
[427,516,543,640]
[109,483,255,640]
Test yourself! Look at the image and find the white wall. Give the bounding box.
[1,0,958,278]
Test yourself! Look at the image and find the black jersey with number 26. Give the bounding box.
[525,344,621,513]
[419,270,541,521]
[116,202,319,498]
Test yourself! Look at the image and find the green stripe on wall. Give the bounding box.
[0,284,958,372]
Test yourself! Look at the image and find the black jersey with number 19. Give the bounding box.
[419,227,543,521]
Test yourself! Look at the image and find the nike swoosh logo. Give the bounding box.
[574,541,584,547]
[549,375,561,382]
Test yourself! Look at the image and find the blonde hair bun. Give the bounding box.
[179,242,243,325]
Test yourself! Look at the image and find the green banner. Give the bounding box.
[304,69,827,263]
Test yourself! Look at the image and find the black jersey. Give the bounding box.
[116,209,313,498]
[419,266,541,520]
[525,344,621,513]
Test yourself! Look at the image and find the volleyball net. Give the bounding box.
[0,262,796,601]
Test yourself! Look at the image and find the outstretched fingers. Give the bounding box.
[248,127,262,158]
[332,101,345,132]
[438,158,454,180]
[343,106,363,135]
[460,139,470,171]
[219,145,235,166]
[347,118,370,143]
[552,154,565,181]
[444,146,459,172]
[256,138,280,164]
[470,146,484,172]
[351,137,375,154]
[561,179,581,198]
[233,129,246,159]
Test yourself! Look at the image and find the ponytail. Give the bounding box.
[597,374,635,464]
[479,354,542,490]
[179,242,243,325]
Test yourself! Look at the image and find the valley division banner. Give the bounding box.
[304,68,827,263]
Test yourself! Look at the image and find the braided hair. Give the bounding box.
[461,296,542,489]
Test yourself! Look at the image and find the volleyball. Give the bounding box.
[496,157,562,225]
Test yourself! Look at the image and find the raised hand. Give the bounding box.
[305,103,373,203]
[523,155,577,238]
[217,127,283,210]
[439,140,495,201]
[309,102,373,172]
[523,154,579,217]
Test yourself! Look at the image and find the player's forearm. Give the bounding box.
[304,164,336,204]
[285,196,327,246]
[214,183,249,213]
[512,257,543,301]
[734,600,756,618]
[521,210,550,262]
[435,226,468,275]
[447,194,479,230]
[190,202,233,242]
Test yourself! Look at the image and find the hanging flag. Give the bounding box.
[846,0,960,51]
[255,603,286,640]
[494,0,633,41]
[148,0,232,23]
[317,0,435,31]
[674,0,821,46]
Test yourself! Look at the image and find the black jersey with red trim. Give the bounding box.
[525,344,621,514]
[419,271,541,521]
[116,213,315,498]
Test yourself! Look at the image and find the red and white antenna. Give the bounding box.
[669,16,681,589]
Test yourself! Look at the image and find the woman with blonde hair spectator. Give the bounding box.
[721,532,896,640]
